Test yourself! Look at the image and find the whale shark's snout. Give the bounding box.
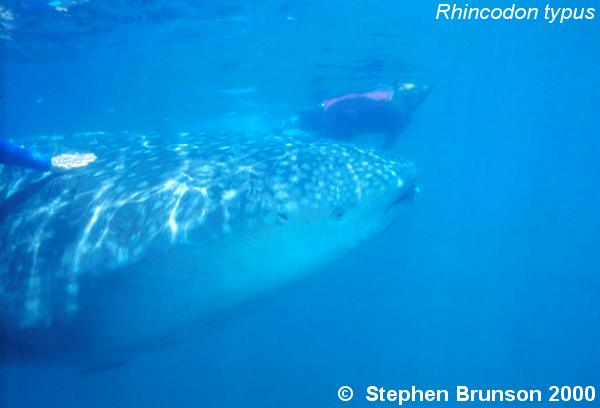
[368,155,418,231]
[388,179,418,212]
[379,180,418,232]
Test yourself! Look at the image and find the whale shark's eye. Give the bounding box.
[330,207,345,221]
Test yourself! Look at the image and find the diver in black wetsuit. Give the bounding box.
[0,137,97,171]
[293,83,431,150]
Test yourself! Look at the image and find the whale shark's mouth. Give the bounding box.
[383,184,419,219]
[378,184,417,230]
[388,184,418,211]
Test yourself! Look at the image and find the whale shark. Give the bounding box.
[0,131,417,361]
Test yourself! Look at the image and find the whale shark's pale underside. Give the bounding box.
[0,131,416,359]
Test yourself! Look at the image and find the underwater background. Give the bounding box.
[1,0,599,407]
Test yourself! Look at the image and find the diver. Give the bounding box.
[0,137,97,171]
[290,83,431,150]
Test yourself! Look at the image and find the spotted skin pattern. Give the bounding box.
[0,131,416,352]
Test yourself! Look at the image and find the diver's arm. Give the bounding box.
[0,138,97,171]
[0,138,52,171]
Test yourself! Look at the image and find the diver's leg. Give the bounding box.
[382,116,412,149]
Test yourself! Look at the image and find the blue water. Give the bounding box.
[1,1,599,407]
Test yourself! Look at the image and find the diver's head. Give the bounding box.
[394,83,432,111]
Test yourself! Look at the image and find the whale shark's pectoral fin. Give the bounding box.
[80,360,128,376]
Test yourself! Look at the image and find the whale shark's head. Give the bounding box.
[0,131,417,355]
[147,133,419,307]
[247,140,417,255]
